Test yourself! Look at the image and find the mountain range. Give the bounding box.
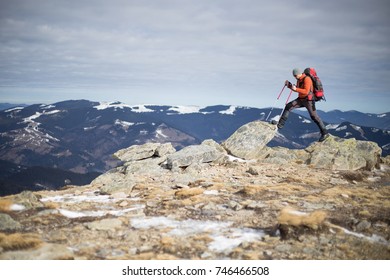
[0,100,389,195]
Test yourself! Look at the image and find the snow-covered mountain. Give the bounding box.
[0,100,389,195]
[296,109,390,130]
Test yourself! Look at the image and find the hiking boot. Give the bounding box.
[277,116,287,129]
[318,133,330,142]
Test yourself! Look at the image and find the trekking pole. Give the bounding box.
[278,89,293,119]
[265,84,286,121]
[285,89,293,104]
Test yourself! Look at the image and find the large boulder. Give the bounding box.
[166,144,224,170]
[92,143,177,194]
[306,136,381,171]
[91,171,136,195]
[113,143,175,162]
[222,121,277,159]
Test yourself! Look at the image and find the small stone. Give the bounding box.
[0,214,21,231]
[119,201,129,207]
[172,184,189,189]
[111,192,128,199]
[356,220,371,231]
[275,244,292,253]
[228,201,243,211]
[263,250,273,257]
[86,218,123,231]
[247,167,259,175]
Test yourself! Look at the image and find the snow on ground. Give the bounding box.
[58,205,145,218]
[130,216,265,253]
[41,191,145,218]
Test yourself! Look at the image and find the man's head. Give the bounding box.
[292,68,302,79]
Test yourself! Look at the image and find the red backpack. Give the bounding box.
[304,68,326,101]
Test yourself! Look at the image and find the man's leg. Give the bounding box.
[277,99,301,129]
[306,101,329,141]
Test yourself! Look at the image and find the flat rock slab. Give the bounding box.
[222,121,277,159]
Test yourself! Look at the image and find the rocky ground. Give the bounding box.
[0,121,389,260]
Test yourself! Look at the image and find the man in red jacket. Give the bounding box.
[276,68,329,142]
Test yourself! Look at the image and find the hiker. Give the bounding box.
[276,68,329,142]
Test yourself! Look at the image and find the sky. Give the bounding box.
[0,0,389,113]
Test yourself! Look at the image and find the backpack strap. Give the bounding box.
[302,75,314,101]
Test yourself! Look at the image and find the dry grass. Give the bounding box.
[277,207,327,230]
[175,188,204,198]
[0,199,13,212]
[0,233,42,251]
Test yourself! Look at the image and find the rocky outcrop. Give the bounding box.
[222,121,277,159]
[92,143,177,194]
[306,136,382,171]
[113,142,176,162]
[92,123,384,196]
[221,121,382,171]
[166,143,226,170]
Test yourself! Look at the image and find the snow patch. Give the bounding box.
[94,102,154,113]
[94,101,132,110]
[156,129,168,138]
[209,228,263,253]
[44,109,61,115]
[340,227,389,245]
[19,110,61,143]
[382,143,390,150]
[326,124,340,130]
[41,193,112,204]
[40,104,56,109]
[131,105,154,113]
[130,216,265,253]
[336,125,347,131]
[270,115,280,122]
[23,112,42,123]
[168,105,202,114]
[58,205,145,219]
[351,124,362,131]
[4,107,24,112]
[228,155,255,163]
[219,106,236,115]
[10,204,26,211]
[204,190,219,195]
[299,132,319,139]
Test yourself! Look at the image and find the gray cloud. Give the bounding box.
[0,0,389,112]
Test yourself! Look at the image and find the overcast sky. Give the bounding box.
[1,0,389,113]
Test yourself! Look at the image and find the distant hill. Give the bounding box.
[296,109,390,130]
[0,159,101,196]
[0,103,28,111]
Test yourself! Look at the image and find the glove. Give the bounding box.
[285,80,292,89]
[292,85,297,91]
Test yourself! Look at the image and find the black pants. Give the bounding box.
[279,98,328,135]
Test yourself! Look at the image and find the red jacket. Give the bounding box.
[296,74,313,99]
